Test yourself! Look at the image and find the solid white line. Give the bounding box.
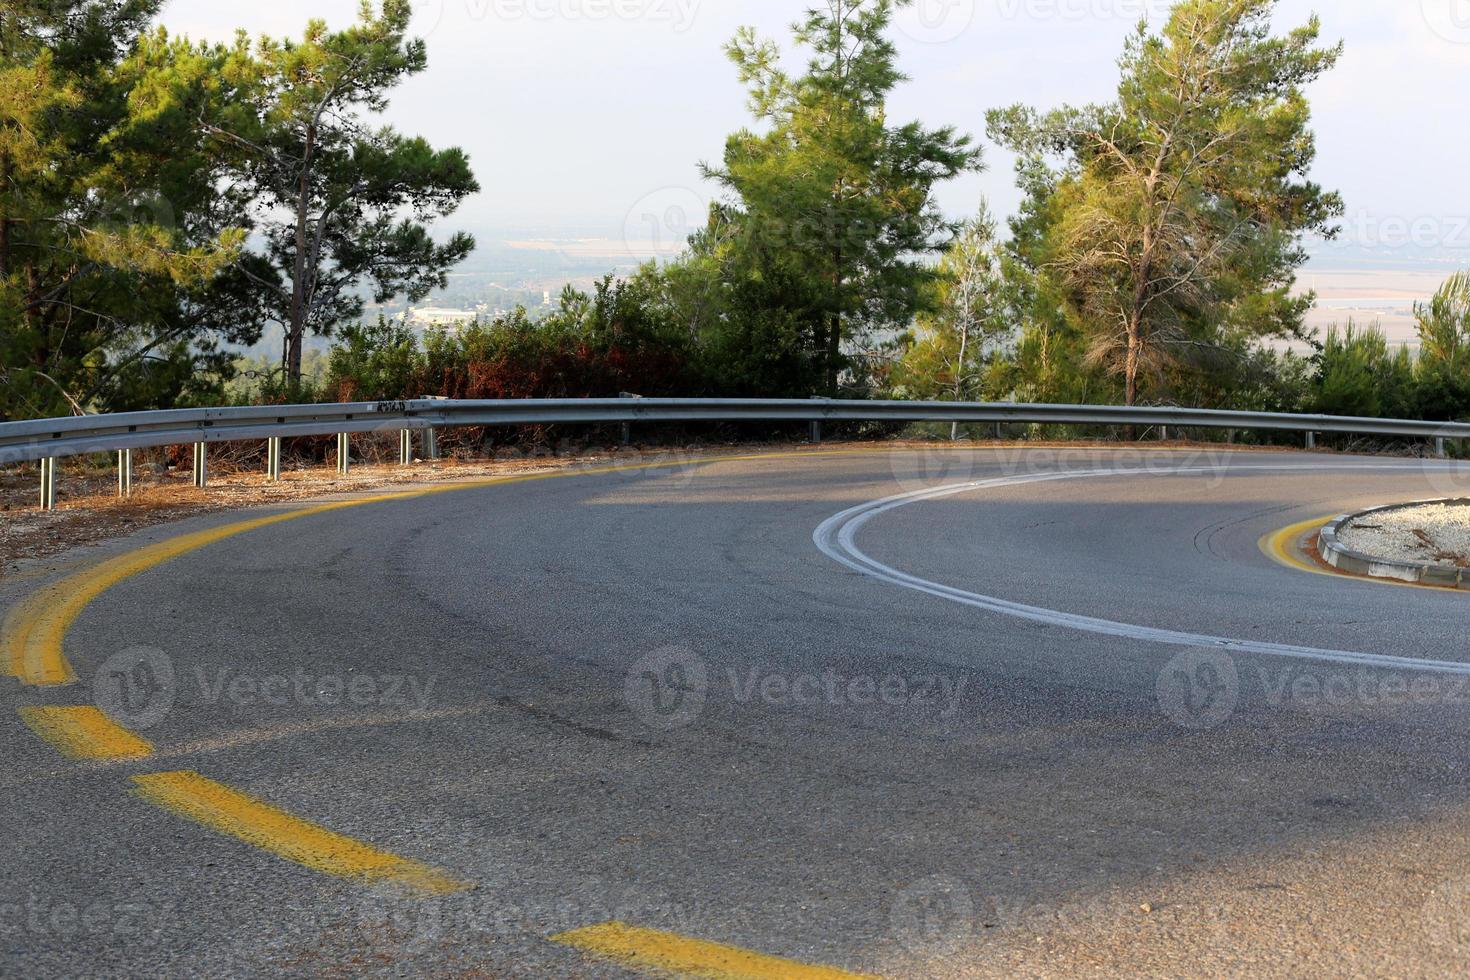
[813,462,1470,675]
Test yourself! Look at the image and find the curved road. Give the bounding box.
[5,446,1470,977]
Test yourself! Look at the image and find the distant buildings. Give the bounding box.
[405,305,487,328]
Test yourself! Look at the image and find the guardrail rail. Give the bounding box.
[3,398,1467,510]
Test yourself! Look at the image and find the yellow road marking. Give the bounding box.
[1260,515,1340,578]
[0,456,754,689]
[2,443,1287,697]
[1260,514,1464,591]
[130,770,469,894]
[19,706,154,761]
[10,443,1133,689]
[550,922,877,980]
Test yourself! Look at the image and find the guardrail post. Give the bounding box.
[399,429,413,466]
[192,443,208,488]
[1305,431,1316,451]
[1160,425,1170,442]
[336,433,350,475]
[1436,437,1447,458]
[619,392,640,446]
[39,457,56,511]
[810,396,824,444]
[266,437,282,481]
[117,449,133,498]
[424,427,439,461]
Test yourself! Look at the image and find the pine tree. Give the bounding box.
[0,0,243,419]
[186,0,479,384]
[704,0,980,396]
[989,0,1342,408]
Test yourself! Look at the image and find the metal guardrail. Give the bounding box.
[2,398,1467,509]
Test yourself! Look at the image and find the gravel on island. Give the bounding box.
[1339,501,1470,568]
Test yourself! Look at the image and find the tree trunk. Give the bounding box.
[286,125,317,384]
[952,317,970,441]
[1123,313,1142,440]
[826,237,843,397]
[0,152,11,283]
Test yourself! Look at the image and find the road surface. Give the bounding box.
[5,446,1470,977]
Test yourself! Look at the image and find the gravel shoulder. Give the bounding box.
[1339,501,1470,568]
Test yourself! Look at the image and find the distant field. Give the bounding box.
[1297,265,1461,348]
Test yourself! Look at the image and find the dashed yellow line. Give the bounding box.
[19,706,154,761]
[4,444,1270,690]
[0,458,750,689]
[2,446,1270,898]
[550,922,877,980]
[130,770,470,894]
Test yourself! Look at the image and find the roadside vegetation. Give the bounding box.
[3,0,1468,450]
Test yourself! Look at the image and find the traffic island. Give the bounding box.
[1319,499,1470,590]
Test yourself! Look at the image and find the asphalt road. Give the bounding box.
[6,445,1470,978]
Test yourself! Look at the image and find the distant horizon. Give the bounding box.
[160,0,1470,268]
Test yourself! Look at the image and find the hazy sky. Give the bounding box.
[158,0,1470,258]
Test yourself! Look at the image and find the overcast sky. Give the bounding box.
[158,0,1470,256]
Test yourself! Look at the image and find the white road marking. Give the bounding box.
[813,463,1470,675]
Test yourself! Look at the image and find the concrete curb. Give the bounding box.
[1318,499,1470,590]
